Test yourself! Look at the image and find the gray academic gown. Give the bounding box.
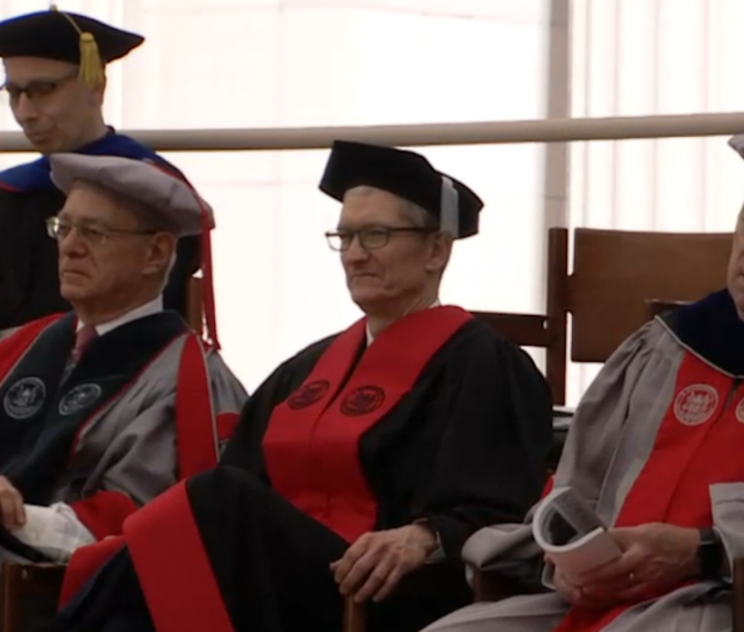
[0,309,247,553]
[424,308,744,632]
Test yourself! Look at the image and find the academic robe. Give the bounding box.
[0,130,200,332]
[0,309,246,560]
[422,288,744,632]
[48,305,554,632]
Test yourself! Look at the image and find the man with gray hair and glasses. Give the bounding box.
[0,153,246,567]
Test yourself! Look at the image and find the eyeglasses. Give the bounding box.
[46,217,156,246]
[1,70,78,103]
[325,226,434,252]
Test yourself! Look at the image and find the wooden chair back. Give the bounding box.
[566,228,732,363]
[474,228,733,404]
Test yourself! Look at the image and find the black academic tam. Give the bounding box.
[0,10,143,64]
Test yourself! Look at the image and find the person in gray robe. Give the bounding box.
[421,208,744,632]
[0,153,247,565]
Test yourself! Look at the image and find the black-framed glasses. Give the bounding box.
[325,225,434,252]
[1,69,79,103]
[46,216,157,246]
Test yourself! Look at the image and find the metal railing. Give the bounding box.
[1,111,744,152]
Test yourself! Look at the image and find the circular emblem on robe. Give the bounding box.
[673,384,718,426]
[3,377,46,420]
[735,399,744,424]
[59,384,103,416]
[340,386,385,416]
[287,380,330,410]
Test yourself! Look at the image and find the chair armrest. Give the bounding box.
[733,558,744,632]
[0,562,66,632]
[343,595,365,632]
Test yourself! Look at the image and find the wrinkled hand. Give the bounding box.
[550,561,599,608]
[330,525,438,604]
[556,523,699,608]
[0,476,25,530]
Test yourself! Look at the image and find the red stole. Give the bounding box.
[59,335,238,609]
[0,314,62,379]
[262,306,472,543]
[553,352,744,632]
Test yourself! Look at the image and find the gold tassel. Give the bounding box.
[50,5,105,88]
[77,32,105,87]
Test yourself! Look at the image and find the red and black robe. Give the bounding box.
[51,306,554,632]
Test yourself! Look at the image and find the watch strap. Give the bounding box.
[697,527,723,579]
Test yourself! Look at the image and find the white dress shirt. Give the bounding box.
[77,295,164,335]
[7,296,165,562]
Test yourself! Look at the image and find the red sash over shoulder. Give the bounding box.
[553,352,744,632]
[59,333,236,610]
[263,305,472,542]
[0,314,63,379]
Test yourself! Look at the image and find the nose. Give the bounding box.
[12,93,40,125]
[342,234,370,263]
[58,228,87,258]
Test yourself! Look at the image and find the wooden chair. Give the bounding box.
[474,227,733,405]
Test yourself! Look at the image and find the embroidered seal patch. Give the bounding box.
[287,380,330,410]
[59,384,103,416]
[673,384,718,426]
[735,398,744,424]
[3,377,46,420]
[340,385,385,416]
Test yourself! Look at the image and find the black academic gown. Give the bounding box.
[49,308,554,632]
[0,132,200,330]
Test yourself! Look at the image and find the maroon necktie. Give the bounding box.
[71,324,98,364]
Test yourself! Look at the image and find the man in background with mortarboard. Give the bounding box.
[0,6,201,338]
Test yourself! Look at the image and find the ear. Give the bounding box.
[141,233,177,277]
[87,75,107,107]
[424,232,453,274]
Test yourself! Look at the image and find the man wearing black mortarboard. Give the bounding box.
[48,140,554,632]
[0,6,201,336]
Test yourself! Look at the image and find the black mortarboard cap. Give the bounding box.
[319,140,484,239]
[0,7,143,86]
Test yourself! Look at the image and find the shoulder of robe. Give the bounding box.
[610,318,674,364]
[247,332,341,397]
[447,317,543,369]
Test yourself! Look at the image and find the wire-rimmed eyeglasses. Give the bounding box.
[46,216,157,246]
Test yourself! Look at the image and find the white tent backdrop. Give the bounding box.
[3,0,743,403]
[0,0,551,393]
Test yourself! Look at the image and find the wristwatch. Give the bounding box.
[412,518,445,562]
[697,528,723,579]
